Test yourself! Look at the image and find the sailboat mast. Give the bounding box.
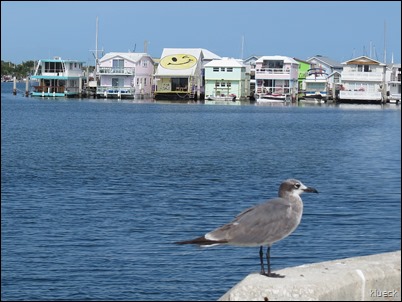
[383,20,386,64]
[240,35,244,60]
[95,16,99,74]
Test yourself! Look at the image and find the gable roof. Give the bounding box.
[256,55,299,65]
[341,56,385,66]
[99,52,152,63]
[204,57,245,68]
[155,48,221,76]
[307,55,342,68]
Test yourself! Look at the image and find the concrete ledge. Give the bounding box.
[219,250,401,301]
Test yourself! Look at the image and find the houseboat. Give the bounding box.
[303,55,343,101]
[96,52,154,99]
[254,56,299,104]
[204,57,249,105]
[303,67,329,100]
[31,57,84,97]
[153,48,221,101]
[338,56,386,104]
[386,63,401,104]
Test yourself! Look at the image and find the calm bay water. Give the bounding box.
[2,82,401,301]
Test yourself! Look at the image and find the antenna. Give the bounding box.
[383,20,387,64]
[95,16,98,73]
[240,35,244,60]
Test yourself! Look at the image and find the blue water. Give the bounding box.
[2,82,401,301]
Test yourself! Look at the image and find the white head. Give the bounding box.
[278,179,318,199]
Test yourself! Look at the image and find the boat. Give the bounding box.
[254,92,291,104]
[303,68,328,100]
[204,94,250,105]
[30,57,85,97]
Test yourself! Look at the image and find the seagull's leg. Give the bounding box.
[264,246,284,278]
[259,246,266,275]
[266,246,272,275]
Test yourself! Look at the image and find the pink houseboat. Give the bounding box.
[254,55,299,103]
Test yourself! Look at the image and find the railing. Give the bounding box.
[256,86,290,94]
[339,90,382,100]
[32,86,80,94]
[98,67,135,75]
[341,72,383,81]
[255,68,291,74]
[32,86,66,93]
[96,86,135,95]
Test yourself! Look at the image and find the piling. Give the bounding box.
[13,76,17,95]
[78,78,83,98]
[25,77,30,97]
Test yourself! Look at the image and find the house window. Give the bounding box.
[357,65,370,72]
[227,82,231,87]
[142,60,148,68]
[227,68,233,72]
[112,78,123,87]
[113,59,124,72]
[221,67,225,72]
[144,78,147,85]
[221,82,226,87]
[213,67,219,72]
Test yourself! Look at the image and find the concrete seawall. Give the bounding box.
[219,250,401,301]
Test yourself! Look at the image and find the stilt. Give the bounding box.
[13,76,17,95]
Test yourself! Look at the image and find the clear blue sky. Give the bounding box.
[1,1,401,65]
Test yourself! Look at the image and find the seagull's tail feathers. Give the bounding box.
[175,236,227,246]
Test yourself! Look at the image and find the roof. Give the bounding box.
[293,57,310,65]
[341,56,385,66]
[99,52,153,63]
[155,48,221,76]
[38,58,85,63]
[204,57,245,68]
[256,55,299,64]
[306,55,343,68]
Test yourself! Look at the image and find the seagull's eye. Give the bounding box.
[294,183,301,189]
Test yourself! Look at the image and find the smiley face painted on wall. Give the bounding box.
[159,54,197,70]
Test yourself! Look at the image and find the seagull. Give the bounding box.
[175,178,318,277]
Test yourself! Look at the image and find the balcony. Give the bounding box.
[98,67,135,75]
[255,68,291,75]
[339,90,382,101]
[341,72,383,82]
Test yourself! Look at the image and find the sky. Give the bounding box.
[1,1,401,65]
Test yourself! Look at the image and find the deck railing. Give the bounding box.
[255,68,291,74]
[98,67,135,75]
[96,86,135,95]
[341,72,383,81]
[339,90,382,100]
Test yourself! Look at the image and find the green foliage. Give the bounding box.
[1,60,36,79]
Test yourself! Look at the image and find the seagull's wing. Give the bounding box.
[205,198,301,246]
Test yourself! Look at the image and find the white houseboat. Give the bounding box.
[254,55,299,103]
[96,52,154,99]
[31,57,84,97]
[386,63,401,104]
[303,67,328,100]
[338,56,386,103]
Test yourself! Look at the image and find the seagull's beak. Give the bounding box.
[304,186,318,193]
